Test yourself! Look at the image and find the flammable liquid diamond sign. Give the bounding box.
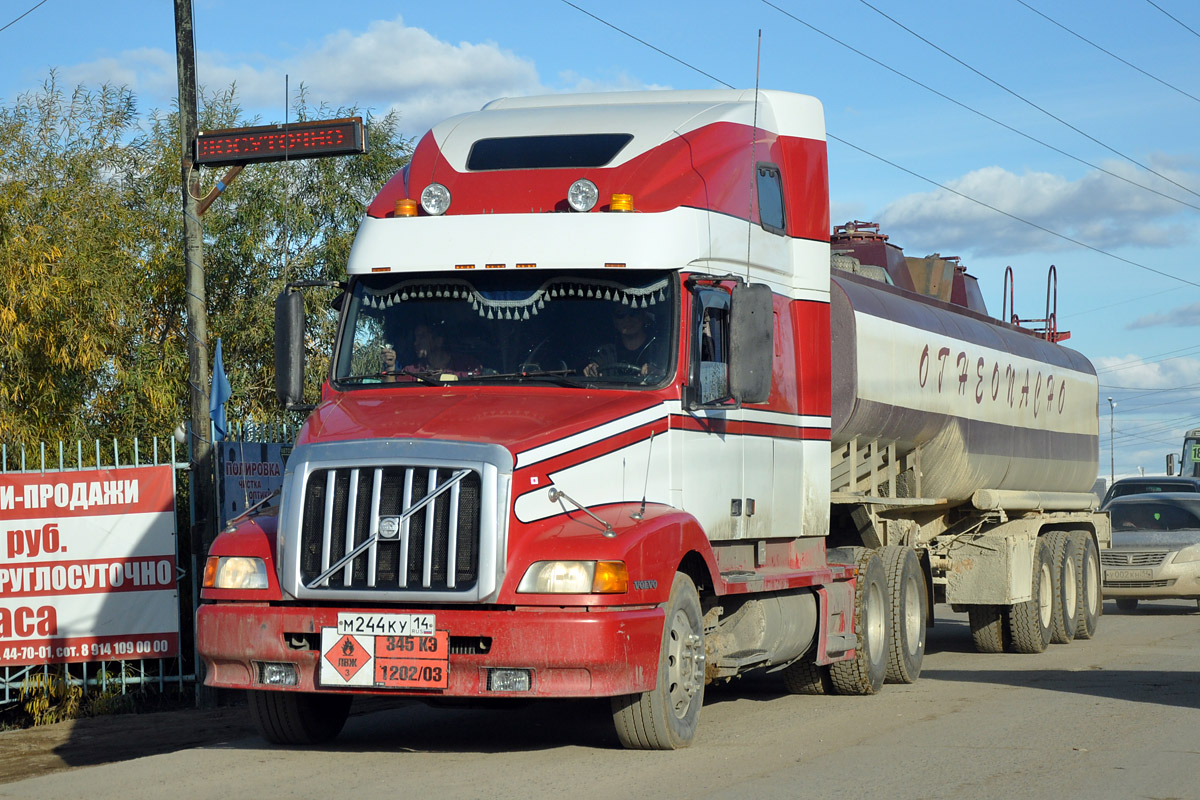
[320,629,374,686]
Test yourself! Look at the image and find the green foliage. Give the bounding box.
[0,76,412,444]
[18,665,137,727]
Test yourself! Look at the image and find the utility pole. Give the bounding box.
[174,0,216,706]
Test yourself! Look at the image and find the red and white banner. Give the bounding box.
[0,464,180,666]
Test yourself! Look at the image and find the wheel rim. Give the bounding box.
[1062,557,1077,620]
[865,578,886,659]
[665,608,704,719]
[1085,550,1100,615]
[1038,561,1054,628]
[902,572,923,654]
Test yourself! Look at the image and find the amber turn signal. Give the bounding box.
[394,198,418,217]
[592,561,629,593]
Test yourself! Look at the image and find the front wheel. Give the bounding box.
[248,690,352,745]
[611,572,706,749]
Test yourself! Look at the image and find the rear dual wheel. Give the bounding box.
[1009,536,1054,653]
[881,546,926,683]
[829,549,890,695]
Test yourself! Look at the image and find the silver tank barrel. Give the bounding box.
[830,272,1099,501]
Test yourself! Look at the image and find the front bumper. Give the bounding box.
[1102,555,1200,600]
[197,603,663,698]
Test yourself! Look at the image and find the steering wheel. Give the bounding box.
[600,362,645,378]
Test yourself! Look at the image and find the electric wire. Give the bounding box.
[557,0,1200,292]
[1015,0,1200,105]
[557,1,733,88]
[761,0,1200,213]
[0,0,48,35]
[1144,0,1200,40]
[854,0,1200,200]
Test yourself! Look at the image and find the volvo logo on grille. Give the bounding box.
[378,517,401,538]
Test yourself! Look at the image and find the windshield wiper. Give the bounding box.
[340,371,446,386]
[462,369,581,387]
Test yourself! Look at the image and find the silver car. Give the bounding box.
[1102,493,1200,611]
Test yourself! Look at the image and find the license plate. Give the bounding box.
[1105,568,1153,581]
[336,612,435,637]
[318,627,449,690]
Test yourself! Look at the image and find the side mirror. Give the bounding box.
[1167,453,1177,476]
[729,283,773,404]
[275,290,306,408]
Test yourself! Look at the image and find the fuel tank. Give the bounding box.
[830,272,1099,501]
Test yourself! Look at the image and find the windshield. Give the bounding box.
[335,270,675,388]
[1111,502,1200,531]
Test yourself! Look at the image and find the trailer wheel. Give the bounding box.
[967,605,1008,653]
[611,571,705,749]
[881,546,926,683]
[1009,536,1054,653]
[829,550,889,695]
[1072,531,1101,639]
[780,657,832,695]
[1045,531,1079,644]
[247,690,352,745]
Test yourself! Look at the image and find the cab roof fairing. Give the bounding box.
[365,90,828,230]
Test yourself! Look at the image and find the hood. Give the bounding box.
[1111,530,1200,551]
[299,386,665,460]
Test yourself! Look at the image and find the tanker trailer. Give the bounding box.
[825,235,1109,664]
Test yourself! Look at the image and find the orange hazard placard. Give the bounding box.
[324,633,371,681]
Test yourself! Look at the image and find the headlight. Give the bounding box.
[420,183,451,215]
[517,560,628,594]
[567,179,599,212]
[1171,546,1200,564]
[203,556,269,590]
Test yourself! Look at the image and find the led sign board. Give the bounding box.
[193,117,366,167]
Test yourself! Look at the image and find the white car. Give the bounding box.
[1102,493,1200,611]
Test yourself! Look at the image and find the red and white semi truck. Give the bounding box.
[196,89,1110,749]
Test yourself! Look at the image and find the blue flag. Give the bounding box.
[210,338,232,442]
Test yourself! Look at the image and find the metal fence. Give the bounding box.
[0,435,193,707]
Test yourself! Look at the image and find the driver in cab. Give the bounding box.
[584,304,665,379]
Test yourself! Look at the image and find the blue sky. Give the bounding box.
[3,0,1199,480]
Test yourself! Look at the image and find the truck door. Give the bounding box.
[681,285,744,540]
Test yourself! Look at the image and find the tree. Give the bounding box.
[0,77,412,447]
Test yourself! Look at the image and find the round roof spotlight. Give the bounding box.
[420,183,451,216]
[567,179,599,213]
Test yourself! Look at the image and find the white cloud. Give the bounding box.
[1095,353,1200,390]
[876,158,1198,258]
[60,16,547,135]
[1128,302,1200,329]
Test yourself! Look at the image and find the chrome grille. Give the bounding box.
[1103,579,1174,589]
[298,466,482,592]
[1100,551,1167,568]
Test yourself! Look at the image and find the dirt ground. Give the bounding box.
[0,707,255,785]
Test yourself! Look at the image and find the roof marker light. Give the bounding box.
[420,183,451,215]
[610,193,635,212]
[567,179,599,212]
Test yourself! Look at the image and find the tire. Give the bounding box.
[1009,536,1054,653]
[881,546,926,683]
[968,605,1008,653]
[1044,531,1079,645]
[611,572,706,749]
[780,657,832,695]
[1116,598,1139,612]
[1072,531,1101,639]
[829,550,889,695]
[248,690,352,745]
